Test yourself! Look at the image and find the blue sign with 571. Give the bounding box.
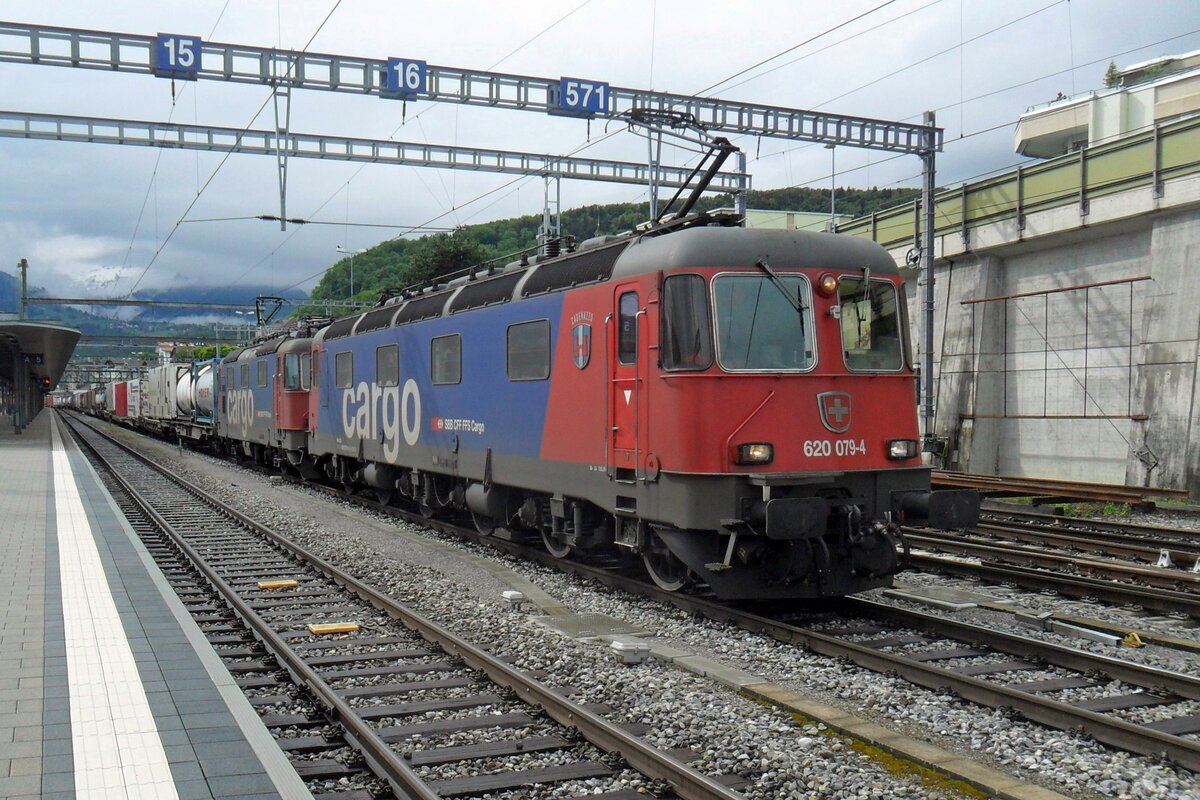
[558,77,609,115]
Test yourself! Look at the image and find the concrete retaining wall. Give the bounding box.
[893,172,1200,497]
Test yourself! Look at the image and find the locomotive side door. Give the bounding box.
[609,285,641,481]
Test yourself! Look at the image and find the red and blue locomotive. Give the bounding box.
[214,212,976,600]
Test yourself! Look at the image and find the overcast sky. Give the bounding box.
[1,0,1197,298]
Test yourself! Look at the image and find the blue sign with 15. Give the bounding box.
[153,34,202,80]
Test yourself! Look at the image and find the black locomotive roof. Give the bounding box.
[254,337,288,356]
[309,225,897,337]
[613,227,898,280]
[277,337,312,354]
[221,347,246,363]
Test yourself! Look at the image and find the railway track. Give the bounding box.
[71,414,1200,773]
[932,470,1190,506]
[64,414,746,800]
[898,507,1200,618]
[904,529,1200,593]
[499,555,1200,772]
[905,552,1200,620]
[979,505,1200,561]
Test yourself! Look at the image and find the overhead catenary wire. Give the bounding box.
[232,0,601,289]
[694,0,904,96]
[118,0,233,281]
[122,0,345,298]
[759,26,1200,192]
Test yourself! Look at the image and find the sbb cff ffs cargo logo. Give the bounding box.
[573,323,591,369]
[817,391,852,433]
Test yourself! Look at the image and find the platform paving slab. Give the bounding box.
[0,411,312,800]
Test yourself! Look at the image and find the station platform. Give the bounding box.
[0,410,311,800]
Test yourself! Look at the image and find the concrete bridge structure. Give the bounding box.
[836,116,1200,497]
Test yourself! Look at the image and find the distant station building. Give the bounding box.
[0,313,80,432]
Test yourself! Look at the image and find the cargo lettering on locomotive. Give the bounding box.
[226,388,255,435]
[341,378,421,460]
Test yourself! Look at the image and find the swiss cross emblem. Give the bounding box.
[572,323,591,369]
[817,391,852,433]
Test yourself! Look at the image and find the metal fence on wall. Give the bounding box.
[960,276,1151,421]
[835,116,1200,250]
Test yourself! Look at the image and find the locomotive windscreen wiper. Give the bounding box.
[754,258,807,319]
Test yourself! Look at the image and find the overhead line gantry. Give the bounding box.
[0,111,748,191]
[0,20,945,443]
[0,22,940,153]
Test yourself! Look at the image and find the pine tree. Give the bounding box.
[1103,60,1121,88]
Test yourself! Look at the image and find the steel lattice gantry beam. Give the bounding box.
[0,111,747,192]
[0,21,941,154]
[24,296,254,311]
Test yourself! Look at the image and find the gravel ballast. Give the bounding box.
[96,423,1200,799]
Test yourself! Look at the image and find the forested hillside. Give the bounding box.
[300,185,916,316]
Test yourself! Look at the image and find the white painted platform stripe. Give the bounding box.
[50,420,180,800]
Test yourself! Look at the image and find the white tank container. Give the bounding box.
[192,364,215,417]
[176,370,194,416]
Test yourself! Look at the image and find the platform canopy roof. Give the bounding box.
[0,319,81,389]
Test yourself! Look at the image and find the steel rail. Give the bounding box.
[64,415,440,800]
[841,597,1200,699]
[446,533,1200,771]
[971,521,1200,566]
[906,552,1200,619]
[67,413,745,800]
[905,530,1200,591]
[932,471,1190,503]
[981,505,1200,543]
[70,412,1200,771]
[200,457,1200,772]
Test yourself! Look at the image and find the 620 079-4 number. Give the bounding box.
[804,439,868,457]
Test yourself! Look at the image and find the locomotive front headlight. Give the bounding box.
[735,443,774,465]
[816,272,839,297]
[887,439,919,460]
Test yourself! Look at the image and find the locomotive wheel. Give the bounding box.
[541,531,572,558]
[375,490,394,508]
[471,512,496,536]
[642,540,690,592]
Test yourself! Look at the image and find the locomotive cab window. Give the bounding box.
[335,351,353,389]
[257,360,267,387]
[662,275,713,370]
[618,292,638,364]
[712,273,814,371]
[300,354,311,390]
[284,353,301,390]
[240,363,249,389]
[432,334,461,385]
[838,277,903,372]
[311,351,320,387]
[376,344,399,387]
[507,320,550,381]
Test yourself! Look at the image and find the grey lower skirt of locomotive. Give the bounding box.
[656,469,978,600]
